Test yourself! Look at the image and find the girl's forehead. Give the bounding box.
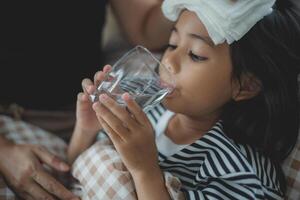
[174,10,229,50]
[175,11,210,39]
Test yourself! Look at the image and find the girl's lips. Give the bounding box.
[160,79,177,98]
[166,88,177,98]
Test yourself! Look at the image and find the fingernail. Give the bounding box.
[122,93,131,101]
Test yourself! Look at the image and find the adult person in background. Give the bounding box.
[110,0,173,50]
[0,0,173,199]
[0,0,172,138]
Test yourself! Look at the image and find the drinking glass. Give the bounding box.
[90,45,174,112]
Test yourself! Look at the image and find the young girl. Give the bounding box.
[68,0,300,199]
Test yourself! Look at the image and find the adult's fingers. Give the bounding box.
[22,194,34,200]
[31,170,77,200]
[25,180,55,200]
[32,146,69,172]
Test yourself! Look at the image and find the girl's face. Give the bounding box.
[161,11,239,120]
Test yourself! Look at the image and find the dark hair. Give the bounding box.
[222,0,300,162]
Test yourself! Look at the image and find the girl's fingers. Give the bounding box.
[93,71,104,86]
[77,92,89,102]
[122,93,149,125]
[97,114,122,144]
[82,65,112,94]
[93,65,112,89]
[92,101,130,141]
[81,78,94,94]
[77,92,83,102]
[77,93,91,109]
[103,65,112,73]
[98,94,138,130]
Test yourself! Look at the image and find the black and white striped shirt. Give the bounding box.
[146,104,285,200]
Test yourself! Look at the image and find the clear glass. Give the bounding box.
[90,45,175,112]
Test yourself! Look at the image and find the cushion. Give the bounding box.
[282,131,300,199]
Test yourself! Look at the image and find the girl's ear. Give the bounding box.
[232,73,262,102]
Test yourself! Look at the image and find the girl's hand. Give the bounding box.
[68,65,112,164]
[75,65,112,135]
[92,93,160,175]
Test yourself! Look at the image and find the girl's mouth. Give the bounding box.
[160,78,176,90]
[166,88,177,98]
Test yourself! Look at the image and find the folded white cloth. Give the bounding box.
[162,0,276,45]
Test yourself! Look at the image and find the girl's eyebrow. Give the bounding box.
[189,33,214,47]
[172,27,214,47]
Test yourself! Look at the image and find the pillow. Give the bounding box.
[71,139,184,200]
[71,139,137,200]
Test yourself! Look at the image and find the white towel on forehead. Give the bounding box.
[162,0,276,45]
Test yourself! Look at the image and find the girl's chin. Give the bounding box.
[162,89,178,106]
[162,89,180,109]
[162,96,175,108]
[161,100,180,114]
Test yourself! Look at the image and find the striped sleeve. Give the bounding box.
[183,177,261,200]
[181,172,284,200]
[159,122,284,200]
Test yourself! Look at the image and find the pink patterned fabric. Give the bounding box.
[282,133,300,200]
[71,138,185,200]
[72,139,137,200]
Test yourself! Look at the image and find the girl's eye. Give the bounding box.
[167,44,177,50]
[189,51,208,62]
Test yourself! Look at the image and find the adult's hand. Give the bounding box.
[0,142,79,200]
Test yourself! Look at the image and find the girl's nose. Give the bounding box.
[162,52,180,74]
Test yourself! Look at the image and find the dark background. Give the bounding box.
[0,0,107,110]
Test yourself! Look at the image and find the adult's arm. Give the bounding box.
[110,0,174,50]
